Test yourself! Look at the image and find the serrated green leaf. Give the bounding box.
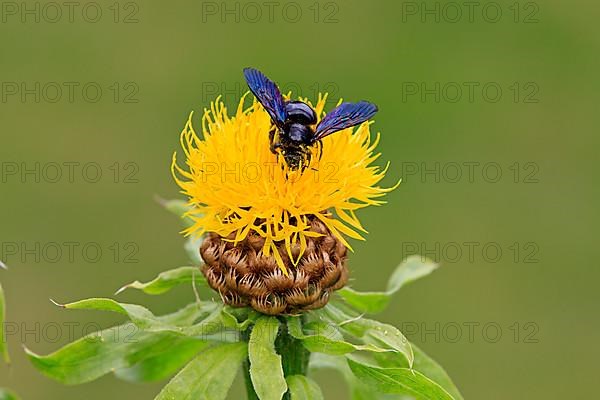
[319,304,414,367]
[309,354,400,400]
[387,256,439,293]
[181,304,232,337]
[114,339,210,383]
[60,298,220,335]
[336,289,389,315]
[347,356,454,400]
[0,388,19,400]
[374,343,463,400]
[116,266,206,295]
[249,316,287,400]
[155,342,247,400]
[26,304,210,384]
[286,375,324,400]
[221,306,259,331]
[351,385,409,400]
[287,317,390,356]
[26,328,206,385]
[0,283,9,364]
[58,298,244,339]
[338,256,438,314]
[411,344,463,400]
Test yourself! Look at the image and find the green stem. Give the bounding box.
[276,317,310,400]
[243,317,310,400]
[275,317,310,377]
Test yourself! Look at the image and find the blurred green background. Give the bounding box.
[0,0,597,398]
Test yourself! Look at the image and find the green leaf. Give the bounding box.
[0,283,10,364]
[26,303,215,385]
[338,256,438,314]
[386,255,439,293]
[0,388,19,400]
[411,344,463,400]
[249,316,287,400]
[347,357,454,400]
[114,339,210,383]
[336,289,389,315]
[286,375,324,400]
[221,306,259,331]
[26,325,207,385]
[116,266,206,295]
[374,343,463,400]
[319,304,414,367]
[58,298,218,334]
[309,354,399,400]
[155,342,247,400]
[351,385,408,400]
[57,298,243,338]
[316,306,458,398]
[287,317,390,356]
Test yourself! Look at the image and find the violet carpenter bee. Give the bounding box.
[243,67,378,170]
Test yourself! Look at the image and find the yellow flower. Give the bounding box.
[172,93,396,274]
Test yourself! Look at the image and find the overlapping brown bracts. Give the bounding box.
[200,217,348,315]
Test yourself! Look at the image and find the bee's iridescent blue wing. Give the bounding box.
[313,101,378,141]
[243,68,287,128]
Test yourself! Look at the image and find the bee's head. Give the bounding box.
[285,101,317,125]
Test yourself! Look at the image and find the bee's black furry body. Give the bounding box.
[243,67,377,171]
[270,101,318,170]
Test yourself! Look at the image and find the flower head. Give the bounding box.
[172,93,395,275]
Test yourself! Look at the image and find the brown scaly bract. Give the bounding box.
[200,216,348,315]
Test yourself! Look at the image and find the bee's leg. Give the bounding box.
[269,126,278,154]
[304,151,312,171]
[271,141,283,154]
[307,141,322,172]
[317,140,323,161]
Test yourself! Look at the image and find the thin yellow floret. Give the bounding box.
[172,93,397,273]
